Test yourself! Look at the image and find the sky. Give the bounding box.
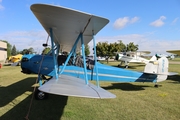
[0,0,180,55]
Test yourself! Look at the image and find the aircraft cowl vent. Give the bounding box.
[21,57,29,62]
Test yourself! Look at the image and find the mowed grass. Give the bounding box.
[0,60,180,120]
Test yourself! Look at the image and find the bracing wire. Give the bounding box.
[25,35,49,120]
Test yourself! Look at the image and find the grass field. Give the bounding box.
[0,60,180,120]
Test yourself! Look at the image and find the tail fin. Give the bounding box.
[144,56,168,82]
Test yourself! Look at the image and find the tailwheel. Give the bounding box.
[154,84,162,88]
[154,84,159,88]
[34,89,48,100]
[125,65,128,69]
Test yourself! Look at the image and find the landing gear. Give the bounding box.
[125,65,128,69]
[154,84,162,88]
[154,84,159,88]
[34,89,48,100]
[34,74,50,100]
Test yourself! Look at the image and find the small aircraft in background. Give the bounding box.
[155,53,175,60]
[8,54,23,66]
[166,50,180,55]
[166,50,180,56]
[21,4,177,100]
[115,51,151,68]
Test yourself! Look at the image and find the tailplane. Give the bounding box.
[144,56,169,82]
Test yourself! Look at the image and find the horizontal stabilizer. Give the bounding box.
[167,72,179,76]
[38,75,116,99]
[143,72,178,76]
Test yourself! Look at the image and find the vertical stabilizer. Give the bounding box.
[144,56,168,82]
[156,56,168,82]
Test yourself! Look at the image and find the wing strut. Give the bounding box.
[92,31,99,87]
[50,28,58,80]
[59,33,81,73]
[80,34,88,84]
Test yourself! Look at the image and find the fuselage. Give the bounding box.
[21,54,157,83]
[118,53,149,64]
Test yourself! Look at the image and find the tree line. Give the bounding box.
[95,40,138,57]
[1,40,138,58]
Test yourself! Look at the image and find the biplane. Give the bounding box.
[21,3,177,100]
[115,51,151,68]
[166,50,180,56]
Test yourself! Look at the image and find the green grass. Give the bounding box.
[0,62,180,120]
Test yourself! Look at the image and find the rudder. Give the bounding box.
[144,56,168,82]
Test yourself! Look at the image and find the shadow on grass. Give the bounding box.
[112,64,145,69]
[0,77,36,107]
[102,83,151,91]
[0,77,68,120]
[167,75,180,84]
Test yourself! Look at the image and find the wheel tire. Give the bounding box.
[34,89,48,100]
[154,84,159,88]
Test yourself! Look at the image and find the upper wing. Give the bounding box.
[166,50,180,55]
[137,51,151,56]
[31,4,109,52]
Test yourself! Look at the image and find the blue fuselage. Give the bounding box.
[21,54,157,83]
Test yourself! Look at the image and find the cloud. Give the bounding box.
[0,30,48,53]
[88,33,180,55]
[1,30,179,56]
[130,17,139,24]
[113,16,139,29]
[150,16,166,27]
[171,17,179,25]
[0,0,4,11]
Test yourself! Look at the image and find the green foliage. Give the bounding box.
[96,42,109,57]
[28,47,34,54]
[85,44,90,56]
[11,45,17,56]
[20,47,35,55]
[42,47,51,55]
[96,40,134,57]
[126,42,138,52]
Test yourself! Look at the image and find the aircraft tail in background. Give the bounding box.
[144,56,177,82]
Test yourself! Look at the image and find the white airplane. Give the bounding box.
[115,51,151,68]
[155,53,175,60]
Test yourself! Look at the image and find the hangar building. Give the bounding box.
[0,41,7,63]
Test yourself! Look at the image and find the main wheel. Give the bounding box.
[34,89,48,100]
[125,65,128,68]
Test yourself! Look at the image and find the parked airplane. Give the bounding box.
[115,51,151,68]
[21,4,177,100]
[8,54,23,66]
[166,50,180,56]
[155,53,175,60]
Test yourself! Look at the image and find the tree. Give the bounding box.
[96,41,139,63]
[11,45,17,55]
[96,42,109,57]
[28,47,34,54]
[1,40,12,58]
[117,40,126,52]
[20,49,29,55]
[126,42,138,52]
[85,44,90,56]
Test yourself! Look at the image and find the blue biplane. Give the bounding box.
[21,4,177,100]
